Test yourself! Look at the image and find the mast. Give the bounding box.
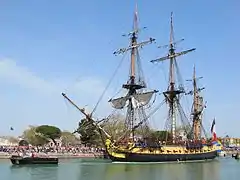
[151,12,196,144]
[110,6,156,141]
[186,66,205,140]
[61,93,111,138]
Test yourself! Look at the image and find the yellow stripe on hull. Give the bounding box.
[105,139,221,161]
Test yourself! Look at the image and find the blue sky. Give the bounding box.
[0,0,239,137]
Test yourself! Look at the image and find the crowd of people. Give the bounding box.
[0,145,105,157]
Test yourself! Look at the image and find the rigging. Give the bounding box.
[151,12,196,144]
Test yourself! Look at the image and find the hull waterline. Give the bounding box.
[10,155,58,165]
[108,150,218,163]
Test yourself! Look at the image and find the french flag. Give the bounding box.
[211,118,217,141]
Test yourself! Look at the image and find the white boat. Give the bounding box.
[218,151,226,157]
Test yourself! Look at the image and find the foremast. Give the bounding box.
[187,66,205,140]
[151,12,196,144]
[109,6,156,141]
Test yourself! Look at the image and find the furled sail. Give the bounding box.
[109,90,157,109]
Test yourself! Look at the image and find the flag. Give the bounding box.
[210,118,217,141]
[133,4,138,30]
[210,119,215,133]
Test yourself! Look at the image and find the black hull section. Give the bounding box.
[108,151,217,162]
[10,156,58,165]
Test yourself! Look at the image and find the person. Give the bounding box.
[31,151,35,158]
[18,152,23,157]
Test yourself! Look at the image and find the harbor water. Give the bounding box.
[0,157,239,180]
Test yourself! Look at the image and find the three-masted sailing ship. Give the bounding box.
[62,9,221,162]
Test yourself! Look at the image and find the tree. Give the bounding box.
[7,136,19,144]
[21,126,48,146]
[135,125,154,138]
[75,118,100,146]
[74,114,128,146]
[18,139,29,146]
[102,114,154,140]
[35,125,61,145]
[100,114,125,140]
[149,130,172,142]
[61,131,80,146]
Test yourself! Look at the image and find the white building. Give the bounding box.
[0,136,18,146]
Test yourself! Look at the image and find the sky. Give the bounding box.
[0,0,239,137]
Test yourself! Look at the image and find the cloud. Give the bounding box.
[0,58,112,135]
[0,59,58,94]
[1,58,235,137]
[0,58,109,98]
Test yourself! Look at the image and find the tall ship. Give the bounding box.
[62,9,221,162]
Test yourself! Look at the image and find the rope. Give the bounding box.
[91,53,127,114]
[115,99,166,142]
[200,121,208,138]
[174,58,191,116]
[136,49,146,86]
[176,100,192,133]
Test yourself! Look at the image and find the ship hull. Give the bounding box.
[108,150,217,162]
[10,155,58,165]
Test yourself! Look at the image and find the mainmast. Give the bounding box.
[186,66,205,140]
[151,12,196,144]
[110,6,156,140]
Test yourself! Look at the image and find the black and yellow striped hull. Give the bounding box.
[107,150,217,162]
[105,139,220,163]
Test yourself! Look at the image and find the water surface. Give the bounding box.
[0,157,239,180]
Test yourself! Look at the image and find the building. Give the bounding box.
[0,136,19,146]
[220,136,240,147]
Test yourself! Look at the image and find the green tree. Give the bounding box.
[149,130,172,142]
[135,125,154,138]
[18,139,29,146]
[101,114,154,140]
[21,126,48,146]
[75,114,155,146]
[61,131,80,146]
[35,125,61,145]
[75,118,100,146]
[100,114,125,140]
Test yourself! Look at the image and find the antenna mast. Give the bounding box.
[151,12,196,144]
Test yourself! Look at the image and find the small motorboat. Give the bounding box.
[10,153,58,165]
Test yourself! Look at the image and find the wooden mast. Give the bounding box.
[130,5,138,81]
[151,12,196,144]
[113,5,155,140]
[190,66,205,140]
[192,66,199,140]
[168,12,176,143]
[61,93,111,138]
